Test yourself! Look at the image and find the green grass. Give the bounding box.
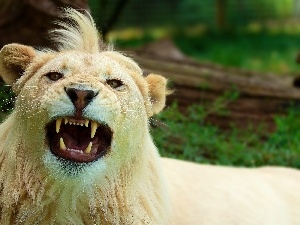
[151,102,300,168]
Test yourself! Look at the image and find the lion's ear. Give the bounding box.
[0,44,36,85]
[145,73,171,115]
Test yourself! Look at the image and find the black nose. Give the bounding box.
[65,88,97,116]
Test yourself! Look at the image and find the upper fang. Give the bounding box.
[56,118,62,133]
[91,121,98,138]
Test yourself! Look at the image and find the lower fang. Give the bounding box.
[84,142,92,154]
[59,137,67,150]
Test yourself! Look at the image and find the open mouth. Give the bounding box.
[46,117,113,163]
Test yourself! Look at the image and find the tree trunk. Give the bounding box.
[131,39,300,131]
[101,0,130,38]
[0,0,89,49]
[215,0,227,30]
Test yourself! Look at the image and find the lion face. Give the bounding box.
[34,51,147,164]
[35,52,148,171]
[0,45,168,178]
[38,53,146,163]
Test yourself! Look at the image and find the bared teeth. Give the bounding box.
[55,118,99,142]
[59,137,67,150]
[91,121,98,138]
[84,142,92,154]
[55,118,99,154]
[56,118,62,133]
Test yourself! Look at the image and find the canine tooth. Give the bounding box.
[91,121,98,138]
[84,142,92,154]
[56,118,62,133]
[59,137,66,150]
[85,119,89,127]
[64,118,68,125]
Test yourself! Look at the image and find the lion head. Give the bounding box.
[0,8,171,224]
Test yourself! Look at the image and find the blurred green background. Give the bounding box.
[90,0,300,75]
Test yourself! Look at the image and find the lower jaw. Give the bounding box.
[48,143,109,163]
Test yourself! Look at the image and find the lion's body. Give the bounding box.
[163,158,300,225]
[0,8,299,225]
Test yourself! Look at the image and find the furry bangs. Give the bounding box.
[50,8,111,53]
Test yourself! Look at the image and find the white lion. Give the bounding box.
[0,8,299,225]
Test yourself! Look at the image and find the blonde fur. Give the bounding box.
[50,8,108,53]
[0,8,299,225]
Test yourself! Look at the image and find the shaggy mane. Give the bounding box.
[48,8,143,75]
[50,8,111,53]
